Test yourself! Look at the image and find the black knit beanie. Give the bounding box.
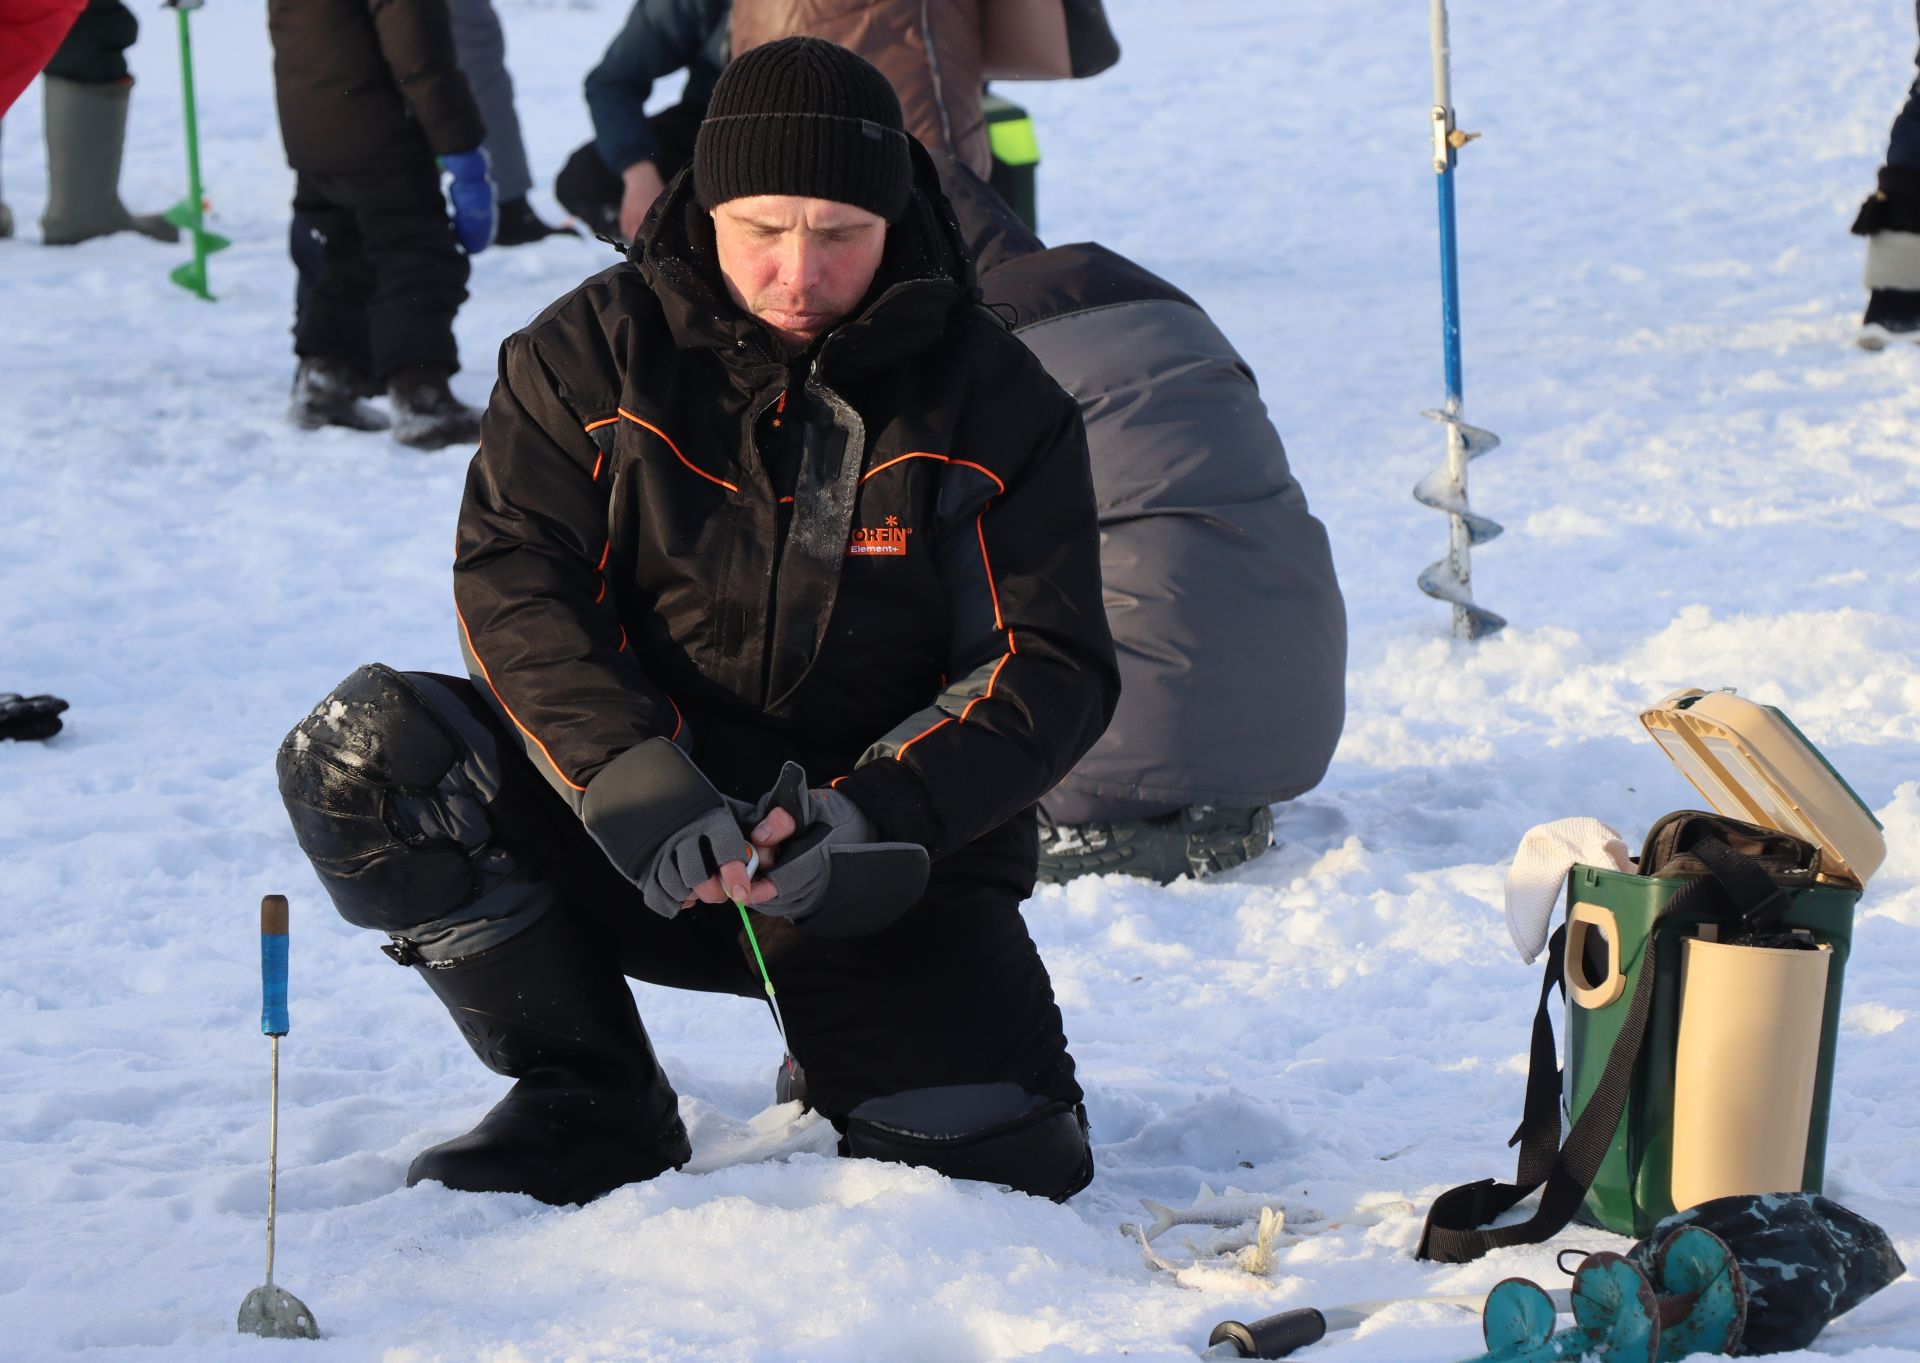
[694,36,913,223]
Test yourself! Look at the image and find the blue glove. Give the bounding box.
[440,149,496,255]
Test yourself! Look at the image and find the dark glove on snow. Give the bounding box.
[0,693,69,742]
[750,762,928,938]
[440,149,496,254]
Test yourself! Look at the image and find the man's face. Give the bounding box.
[711,195,888,353]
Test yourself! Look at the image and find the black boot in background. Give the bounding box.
[289,357,390,431]
[1854,166,1920,349]
[388,364,482,450]
[494,195,577,246]
[1037,804,1274,885]
[405,911,691,1205]
[1860,287,1920,348]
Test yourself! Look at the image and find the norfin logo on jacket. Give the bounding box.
[847,515,912,557]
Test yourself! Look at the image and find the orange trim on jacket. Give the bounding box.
[619,408,739,492]
[456,603,588,794]
[862,451,1006,496]
[895,716,955,758]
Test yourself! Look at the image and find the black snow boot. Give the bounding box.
[1859,288,1920,349]
[1037,805,1274,886]
[775,1057,808,1108]
[289,357,390,432]
[494,195,577,246]
[405,912,692,1205]
[0,693,69,741]
[388,364,482,450]
[1854,170,1920,350]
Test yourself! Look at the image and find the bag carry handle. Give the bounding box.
[1416,838,1777,1263]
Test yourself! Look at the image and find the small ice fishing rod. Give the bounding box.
[730,851,798,1081]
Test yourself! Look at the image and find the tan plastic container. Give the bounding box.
[1640,688,1885,888]
[1670,936,1834,1210]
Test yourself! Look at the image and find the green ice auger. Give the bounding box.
[163,0,229,300]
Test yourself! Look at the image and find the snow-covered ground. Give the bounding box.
[3,0,1918,1358]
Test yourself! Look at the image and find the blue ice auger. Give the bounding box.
[1415,0,1505,639]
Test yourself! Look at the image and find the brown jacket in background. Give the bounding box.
[732,0,992,176]
[268,0,485,173]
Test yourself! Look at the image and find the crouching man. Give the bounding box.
[277,38,1118,1206]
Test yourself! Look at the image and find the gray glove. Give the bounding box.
[639,795,756,918]
[578,737,756,919]
[749,762,929,937]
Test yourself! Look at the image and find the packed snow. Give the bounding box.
[3,0,1918,1358]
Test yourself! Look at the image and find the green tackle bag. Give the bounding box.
[1418,689,1884,1262]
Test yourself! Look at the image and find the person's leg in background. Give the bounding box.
[332,164,481,449]
[554,95,702,241]
[287,172,391,432]
[38,0,176,245]
[442,0,573,245]
[1857,1,1920,347]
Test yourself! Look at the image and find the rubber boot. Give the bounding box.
[289,357,391,432]
[405,911,691,1204]
[388,364,482,450]
[40,77,180,246]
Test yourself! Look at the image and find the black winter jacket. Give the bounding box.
[267,0,485,174]
[453,149,1119,888]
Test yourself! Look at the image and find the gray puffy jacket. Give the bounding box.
[937,158,1347,824]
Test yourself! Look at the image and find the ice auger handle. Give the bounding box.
[1205,1308,1327,1359]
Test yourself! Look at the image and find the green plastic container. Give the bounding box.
[1562,864,1856,1238]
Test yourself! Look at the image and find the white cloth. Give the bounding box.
[1504,818,1634,963]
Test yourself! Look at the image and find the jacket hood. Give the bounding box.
[628,138,979,379]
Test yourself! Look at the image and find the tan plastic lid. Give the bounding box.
[1639,688,1886,889]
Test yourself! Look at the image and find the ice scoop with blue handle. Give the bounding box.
[237,894,320,1340]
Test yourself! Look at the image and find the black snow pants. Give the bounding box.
[278,666,1086,1135]
[553,99,702,240]
[43,0,136,85]
[289,167,469,383]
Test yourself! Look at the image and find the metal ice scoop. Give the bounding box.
[237,894,319,1340]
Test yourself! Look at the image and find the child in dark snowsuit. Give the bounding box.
[266,0,495,449]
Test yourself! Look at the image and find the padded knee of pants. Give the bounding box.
[840,1082,1094,1202]
[276,663,520,934]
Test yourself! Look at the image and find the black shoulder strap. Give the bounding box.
[1416,839,1771,1262]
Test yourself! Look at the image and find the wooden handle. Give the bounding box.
[261,894,289,935]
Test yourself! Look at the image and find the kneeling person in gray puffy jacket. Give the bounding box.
[935,156,1347,885]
